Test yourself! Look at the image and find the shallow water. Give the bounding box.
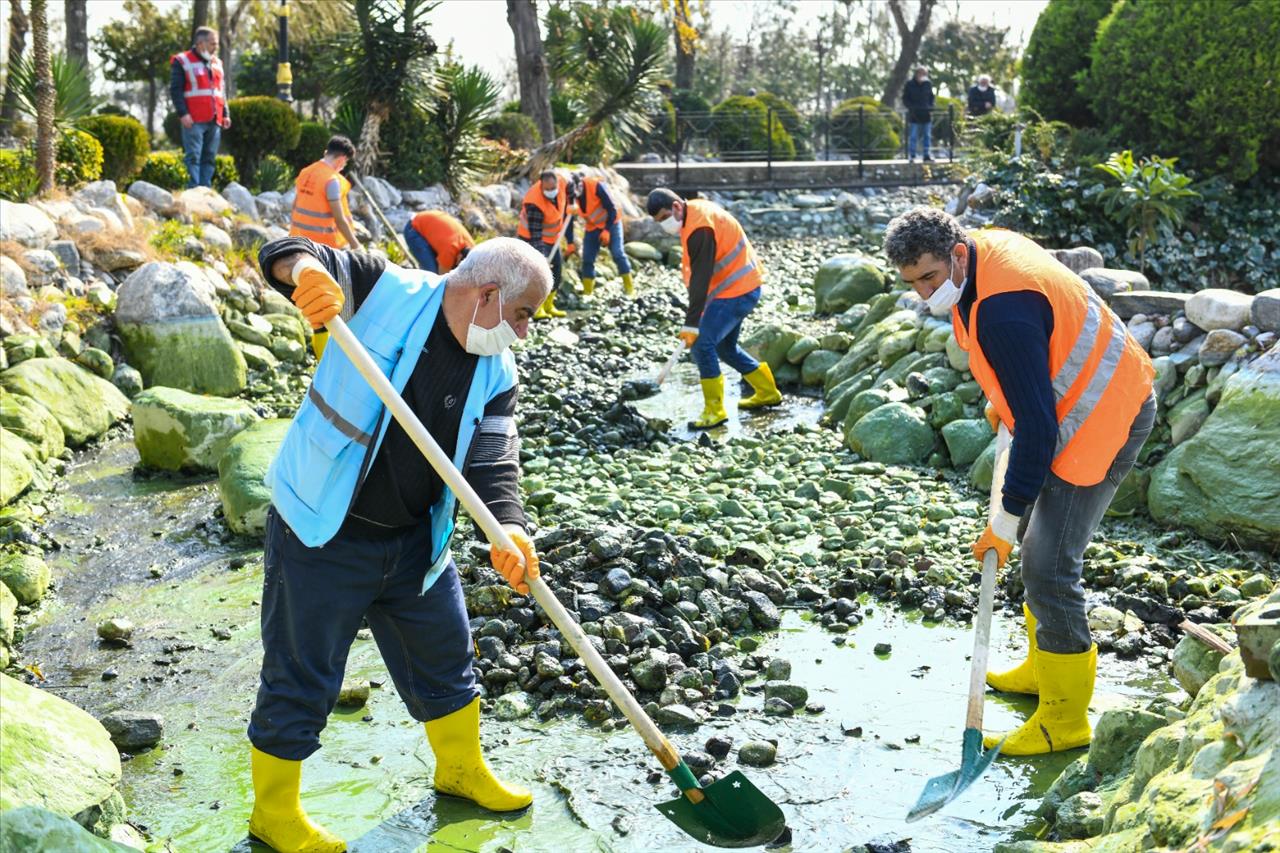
[20,431,1179,852]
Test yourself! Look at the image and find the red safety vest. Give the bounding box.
[171,49,226,125]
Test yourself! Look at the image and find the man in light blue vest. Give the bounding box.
[245,235,551,853]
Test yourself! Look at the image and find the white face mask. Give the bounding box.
[659,214,681,235]
[198,48,214,61]
[542,187,558,201]
[926,253,964,317]
[465,290,518,356]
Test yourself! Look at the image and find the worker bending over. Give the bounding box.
[646,188,782,429]
[404,210,475,274]
[516,169,575,319]
[884,208,1155,756]
[569,172,635,297]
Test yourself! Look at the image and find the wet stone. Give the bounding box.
[705,735,733,759]
[96,617,134,642]
[100,711,164,751]
[763,697,794,716]
[336,681,370,708]
[738,739,778,767]
[763,681,809,707]
[764,658,792,681]
[653,704,699,726]
[493,691,534,721]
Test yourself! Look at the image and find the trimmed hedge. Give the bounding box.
[137,150,238,191]
[52,128,104,188]
[483,112,540,150]
[1020,0,1113,126]
[79,114,150,184]
[222,96,300,188]
[829,96,901,158]
[287,121,332,174]
[756,91,809,155]
[710,95,796,160]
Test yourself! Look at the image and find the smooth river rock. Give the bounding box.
[217,418,291,536]
[132,386,260,473]
[1184,288,1254,332]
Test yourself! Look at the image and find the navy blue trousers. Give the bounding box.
[248,507,477,761]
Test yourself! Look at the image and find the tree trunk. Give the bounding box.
[64,0,88,68]
[672,0,695,91]
[146,77,157,138]
[0,0,30,137]
[506,0,554,144]
[880,0,936,109]
[190,0,211,46]
[31,0,54,194]
[355,105,386,176]
[218,0,233,100]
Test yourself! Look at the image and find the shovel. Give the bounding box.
[906,424,1012,822]
[324,316,787,848]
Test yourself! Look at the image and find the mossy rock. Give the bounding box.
[117,318,248,398]
[217,418,291,536]
[0,388,64,462]
[0,551,51,604]
[812,254,887,314]
[132,386,260,473]
[845,402,934,464]
[800,350,841,386]
[0,358,129,446]
[0,428,35,506]
[742,324,803,372]
[0,806,132,852]
[941,418,993,467]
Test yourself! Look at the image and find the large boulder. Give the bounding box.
[218,418,290,536]
[1049,246,1104,275]
[125,180,175,215]
[0,428,35,505]
[115,262,247,396]
[1079,268,1148,299]
[220,181,259,219]
[1108,291,1191,320]
[1252,288,1280,333]
[742,324,803,373]
[845,402,934,464]
[0,358,129,446]
[0,551,51,605]
[174,187,233,219]
[1148,345,1280,548]
[1184,288,1254,332]
[132,386,260,473]
[941,418,993,467]
[813,255,887,314]
[0,388,65,461]
[0,673,122,822]
[0,202,58,248]
[0,807,132,852]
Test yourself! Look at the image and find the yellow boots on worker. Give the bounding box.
[984,644,1097,756]
[425,698,533,812]
[248,747,346,853]
[581,276,595,297]
[691,376,729,430]
[739,363,783,410]
[987,603,1039,694]
[622,272,635,297]
[533,292,565,320]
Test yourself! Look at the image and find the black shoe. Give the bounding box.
[923,156,934,162]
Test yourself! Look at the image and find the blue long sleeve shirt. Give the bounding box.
[594,181,618,229]
[956,240,1058,516]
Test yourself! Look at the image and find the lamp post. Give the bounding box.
[275,0,292,102]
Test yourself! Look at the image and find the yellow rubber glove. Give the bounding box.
[985,404,1000,434]
[971,508,1019,569]
[291,259,345,329]
[489,527,540,595]
[678,326,699,349]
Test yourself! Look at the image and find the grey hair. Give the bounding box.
[883,206,967,267]
[448,237,552,301]
[978,74,991,84]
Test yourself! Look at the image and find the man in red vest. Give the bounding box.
[170,26,230,189]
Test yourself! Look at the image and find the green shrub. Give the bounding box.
[137,150,188,190]
[565,125,610,166]
[52,128,103,188]
[669,89,711,115]
[79,114,150,184]
[253,154,294,193]
[379,103,447,187]
[222,96,301,188]
[756,91,809,155]
[1020,0,1113,126]
[483,112,540,150]
[213,154,239,190]
[931,96,965,150]
[829,96,901,158]
[287,121,332,174]
[1089,0,1280,182]
[710,95,796,159]
[0,150,38,201]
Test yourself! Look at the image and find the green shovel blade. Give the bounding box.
[906,727,1003,822]
[656,771,788,848]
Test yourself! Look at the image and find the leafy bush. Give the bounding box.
[756,91,809,155]
[1089,0,1280,182]
[483,112,540,150]
[931,96,964,151]
[1020,0,1113,126]
[379,103,447,187]
[0,150,39,201]
[213,155,238,191]
[137,150,188,190]
[1094,150,1199,273]
[79,114,150,183]
[710,95,796,159]
[565,125,609,166]
[253,155,294,193]
[829,96,901,158]
[222,96,301,188]
[11,51,100,128]
[52,128,104,188]
[287,121,332,174]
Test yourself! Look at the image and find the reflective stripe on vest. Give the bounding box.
[680,200,763,306]
[289,160,350,248]
[955,229,1154,487]
[173,50,225,124]
[307,386,373,446]
[579,177,609,230]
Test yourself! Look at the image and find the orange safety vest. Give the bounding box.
[953,229,1155,487]
[575,176,612,232]
[516,175,569,246]
[410,211,475,273]
[289,160,352,248]
[171,49,226,125]
[680,199,763,306]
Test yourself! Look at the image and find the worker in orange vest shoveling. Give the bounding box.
[568,171,635,298]
[289,135,361,358]
[884,207,1155,756]
[646,188,782,429]
[403,210,476,274]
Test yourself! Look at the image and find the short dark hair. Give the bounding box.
[325,135,356,159]
[539,169,558,182]
[883,206,967,267]
[194,26,218,44]
[646,188,682,216]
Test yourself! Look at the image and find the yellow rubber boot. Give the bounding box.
[581,276,595,297]
[425,698,532,812]
[738,363,783,410]
[248,747,346,853]
[984,644,1097,756]
[691,376,728,430]
[542,292,566,318]
[987,602,1039,695]
[621,272,635,297]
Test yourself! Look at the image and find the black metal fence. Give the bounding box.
[633,105,960,171]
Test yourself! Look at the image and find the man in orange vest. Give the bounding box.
[885,207,1156,756]
[516,169,574,319]
[647,188,782,429]
[403,211,475,274]
[169,26,230,188]
[568,172,634,297]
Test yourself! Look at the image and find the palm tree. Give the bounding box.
[523,10,668,175]
[322,0,439,176]
[30,0,54,194]
[433,63,500,194]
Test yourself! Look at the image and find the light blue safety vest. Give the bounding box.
[266,262,517,593]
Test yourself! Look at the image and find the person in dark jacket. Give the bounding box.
[902,65,935,162]
[968,75,998,117]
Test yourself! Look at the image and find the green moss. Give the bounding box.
[217,419,291,536]
[0,358,129,447]
[117,319,248,398]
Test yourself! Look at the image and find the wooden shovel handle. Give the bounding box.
[655,344,685,386]
[1179,620,1234,655]
[966,426,1011,731]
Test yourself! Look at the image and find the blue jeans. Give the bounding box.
[908,121,932,159]
[691,287,762,380]
[580,221,632,279]
[248,508,477,760]
[181,120,221,188]
[402,223,438,273]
